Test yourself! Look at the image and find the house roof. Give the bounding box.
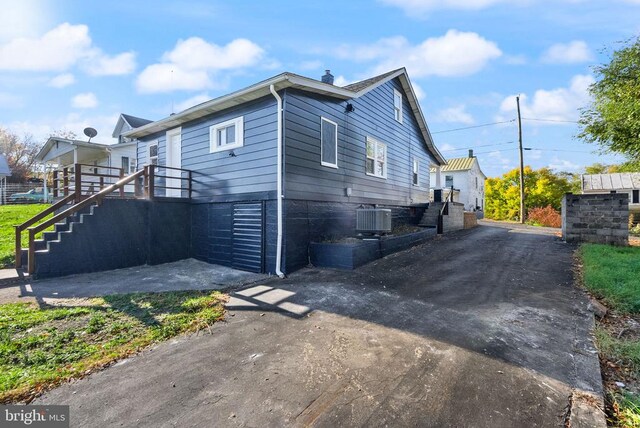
[430,157,485,176]
[343,69,401,92]
[582,173,640,191]
[0,153,11,176]
[122,114,152,129]
[112,113,153,138]
[35,137,110,162]
[122,68,446,165]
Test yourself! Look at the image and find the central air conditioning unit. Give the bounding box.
[356,208,392,234]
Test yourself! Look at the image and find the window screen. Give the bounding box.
[321,118,337,167]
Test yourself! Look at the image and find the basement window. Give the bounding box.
[393,89,403,123]
[210,116,244,153]
[320,117,338,168]
[366,136,387,179]
[633,189,639,204]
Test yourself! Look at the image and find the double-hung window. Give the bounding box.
[393,89,403,123]
[320,117,338,168]
[412,159,419,186]
[148,142,158,165]
[445,175,454,188]
[633,189,639,204]
[210,116,244,153]
[366,136,387,179]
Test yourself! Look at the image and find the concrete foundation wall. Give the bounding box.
[284,200,427,272]
[562,193,629,245]
[35,199,192,278]
[443,203,464,232]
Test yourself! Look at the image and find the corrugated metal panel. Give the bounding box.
[429,157,475,172]
[232,202,264,273]
[582,173,640,191]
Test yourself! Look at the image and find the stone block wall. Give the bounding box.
[443,203,465,232]
[464,212,478,229]
[562,193,629,245]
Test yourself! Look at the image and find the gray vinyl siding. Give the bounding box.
[136,95,278,201]
[283,78,436,205]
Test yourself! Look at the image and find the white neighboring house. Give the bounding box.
[0,153,10,204]
[581,173,640,214]
[34,114,151,197]
[430,154,486,211]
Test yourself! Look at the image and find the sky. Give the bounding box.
[0,0,639,178]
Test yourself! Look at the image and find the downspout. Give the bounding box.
[270,84,285,278]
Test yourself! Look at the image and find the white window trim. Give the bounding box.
[393,89,403,124]
[210,116,244,153]
[147,141,158,165]
[412,158,419,186]
[320,117,338,169]
[365,136,387,179]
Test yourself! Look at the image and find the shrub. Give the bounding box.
[526,205,561,228]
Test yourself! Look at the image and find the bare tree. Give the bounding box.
[0,128,41,183]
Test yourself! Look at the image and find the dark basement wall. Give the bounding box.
[283,199,427,272]
[35,199,191,278]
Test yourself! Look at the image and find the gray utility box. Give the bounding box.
[356,208,392,234]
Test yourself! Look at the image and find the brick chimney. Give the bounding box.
[469,149,474,158]
[321,70,334,85]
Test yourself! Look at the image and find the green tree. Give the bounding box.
[578,37,640,160]
[485,166,573,221]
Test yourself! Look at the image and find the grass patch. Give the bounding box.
[579,244,640,313]
[0,290,226,403]
[579,243,640,425]
[0,204,52,268]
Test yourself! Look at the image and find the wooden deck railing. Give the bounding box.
[17,164,195,274]
[52,164,126,201]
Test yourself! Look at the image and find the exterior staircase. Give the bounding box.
[17,204,97,270]
[419,202,444,228]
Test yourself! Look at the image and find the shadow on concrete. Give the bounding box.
[225,224,600,400]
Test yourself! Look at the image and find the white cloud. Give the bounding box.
[412,82,426,100]
[136,64,213,93]
[0,23,136,75]
[541,40,593,64]
[83,51,136,76]
[434,105,474,124]
[336,30,502,78]
[0,92,23,109]
[0,0,52,42]
[162,38,264,71]
[71,92,98,109]
[380,0,507,14]
[498,74,594,122]
[504,54,527,65]
[136,37,266,93]
[438,143,457,152]
[7,112,120,145]
[174,93,211,112]
[548,157,580,171]
[298,60,323,71]
[48,73,75,88]
[333,75,352,87]
[488,150,513,170]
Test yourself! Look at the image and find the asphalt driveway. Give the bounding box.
[34,224,604,427]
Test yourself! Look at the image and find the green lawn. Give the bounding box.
[0,204,52,268]
[0,290,226,403]
[580,244,640,313]
[580,244,640,427]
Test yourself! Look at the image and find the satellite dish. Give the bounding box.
[83,127,98,142]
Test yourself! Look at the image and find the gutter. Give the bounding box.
[270,84,285,278]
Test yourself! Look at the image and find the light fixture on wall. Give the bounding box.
[345,103,355,113]
[228,151,237,157]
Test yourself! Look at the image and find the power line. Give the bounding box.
[430,119,516,134]
[440,141,515,152]
[522,117,579,124]
[527,148,593,153]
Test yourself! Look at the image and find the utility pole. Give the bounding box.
[516,96,525,224]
